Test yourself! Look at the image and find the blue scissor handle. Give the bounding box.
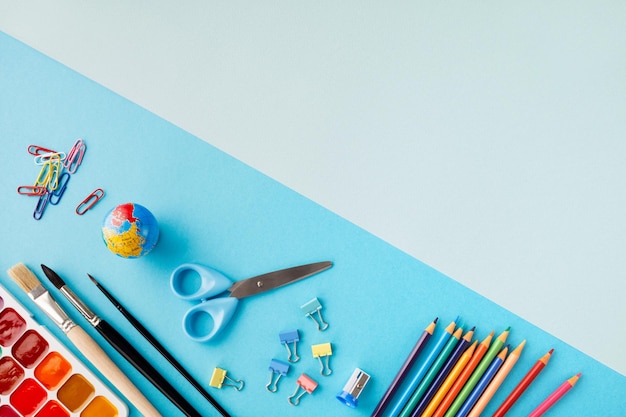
[182,297,239,342]
[170,263,239,342]
[170,263,232,300]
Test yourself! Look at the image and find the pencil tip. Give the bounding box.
[434,317,439,323]
[548,348,555,354]
[87,274,97,284]
[504,326,511,331]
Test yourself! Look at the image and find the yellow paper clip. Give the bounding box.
[311,342,333,376]
[287,373,318,406]
[209,367,244,391]
[76,188,105,215]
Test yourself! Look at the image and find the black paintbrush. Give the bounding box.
[88,274,231,417]
[41,264,203,417]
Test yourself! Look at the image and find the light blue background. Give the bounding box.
[1,33,625,417]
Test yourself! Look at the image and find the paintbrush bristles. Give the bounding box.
[7,263,43,293]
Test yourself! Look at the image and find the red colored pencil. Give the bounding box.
[527,373,581,417]
[491,349,553,417]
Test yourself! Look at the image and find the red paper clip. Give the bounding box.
[76,188,105,215]
[17,185,48,196]
[64,138,86,174]
[27,145,57,156]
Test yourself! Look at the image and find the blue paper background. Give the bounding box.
[1,33,624,416]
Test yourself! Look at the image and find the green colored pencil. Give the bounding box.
[398,327,464,417]
[443,327,510,417]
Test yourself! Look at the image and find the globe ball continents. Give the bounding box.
[101,203,160,258]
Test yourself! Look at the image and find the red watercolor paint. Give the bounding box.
[0,308,27,346]
[12,329,49,368]
[0,356,25,395]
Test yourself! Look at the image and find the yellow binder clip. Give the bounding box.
[311,342,333,376]
[209,367,244,391]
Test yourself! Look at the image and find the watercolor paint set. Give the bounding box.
[0,284,128,417]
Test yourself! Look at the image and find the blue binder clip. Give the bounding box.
[336,368,370,408]
[279,329,300,363]
[266,359,290,392]
[300,297,329,331]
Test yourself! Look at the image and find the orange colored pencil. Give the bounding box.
[420,340,477,417]
[492,349,554,417]
[430,331,493,417]
[466,340,526,417]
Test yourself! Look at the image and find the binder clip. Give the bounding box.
[209,367,244,391]
[301,297,329,331]
[266,359,290,392]
[287,373,318,406]
[279,329,300,362]
[311,342,333,376]
[336,368,371,408]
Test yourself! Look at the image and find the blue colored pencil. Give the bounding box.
[371,318,438,417]
[386,318,459,417]
[455,345,509,417]
[408,327,475,417]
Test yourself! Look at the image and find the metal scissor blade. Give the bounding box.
[228,261,332,299]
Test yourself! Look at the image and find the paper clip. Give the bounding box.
[301,297,329,331]
[76,188,104,215]
[27,145,56,156]
[33,192,51,220]
[311,342,333,376]
[34,161,53,187]
[34,152,66,165]
[266,359,290,393]
[287,374,318,406]
[49,172,71,205]
[17,185,47,196]
[279,329,301,363]
[336,368,370,408]
[46,158,63,191]
[64,138,86,174]
[209,367,244,391]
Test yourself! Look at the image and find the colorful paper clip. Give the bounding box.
[287,374,318,406]
[64,138,86,174]
[279,329,300,363]
[311,342,333,376]
[34,152,65,165]
[336,368,370,408]
[49,172,71,205]
[27,145,57,156]
[266,359,290,393]
[209,367,244,391]
[33,192,50,220]
[17,185,47,196]
[301,297,329,331]
[75,188,104,215]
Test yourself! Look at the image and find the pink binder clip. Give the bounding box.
[287,373,318,406]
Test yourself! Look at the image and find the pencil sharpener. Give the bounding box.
[336,368,370,408]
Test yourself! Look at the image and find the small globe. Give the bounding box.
[101,203,159,258]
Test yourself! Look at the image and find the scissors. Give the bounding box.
[170,261,332,342]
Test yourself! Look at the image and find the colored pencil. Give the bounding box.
[371,318,438,417]
[431,331,493,417]
[407,327,475,417]
[467,340,525,417]
[527,373,581,417]
[443,327,510,417]
[455,345,508,417]
[399,327,464,417]
[492,348,554,417]
[386,318,458,417]
[421,340,477,417]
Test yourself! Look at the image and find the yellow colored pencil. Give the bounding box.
[466,340,526,417]
[420,340,477,417]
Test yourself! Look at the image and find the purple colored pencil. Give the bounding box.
[371,318,438,417]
